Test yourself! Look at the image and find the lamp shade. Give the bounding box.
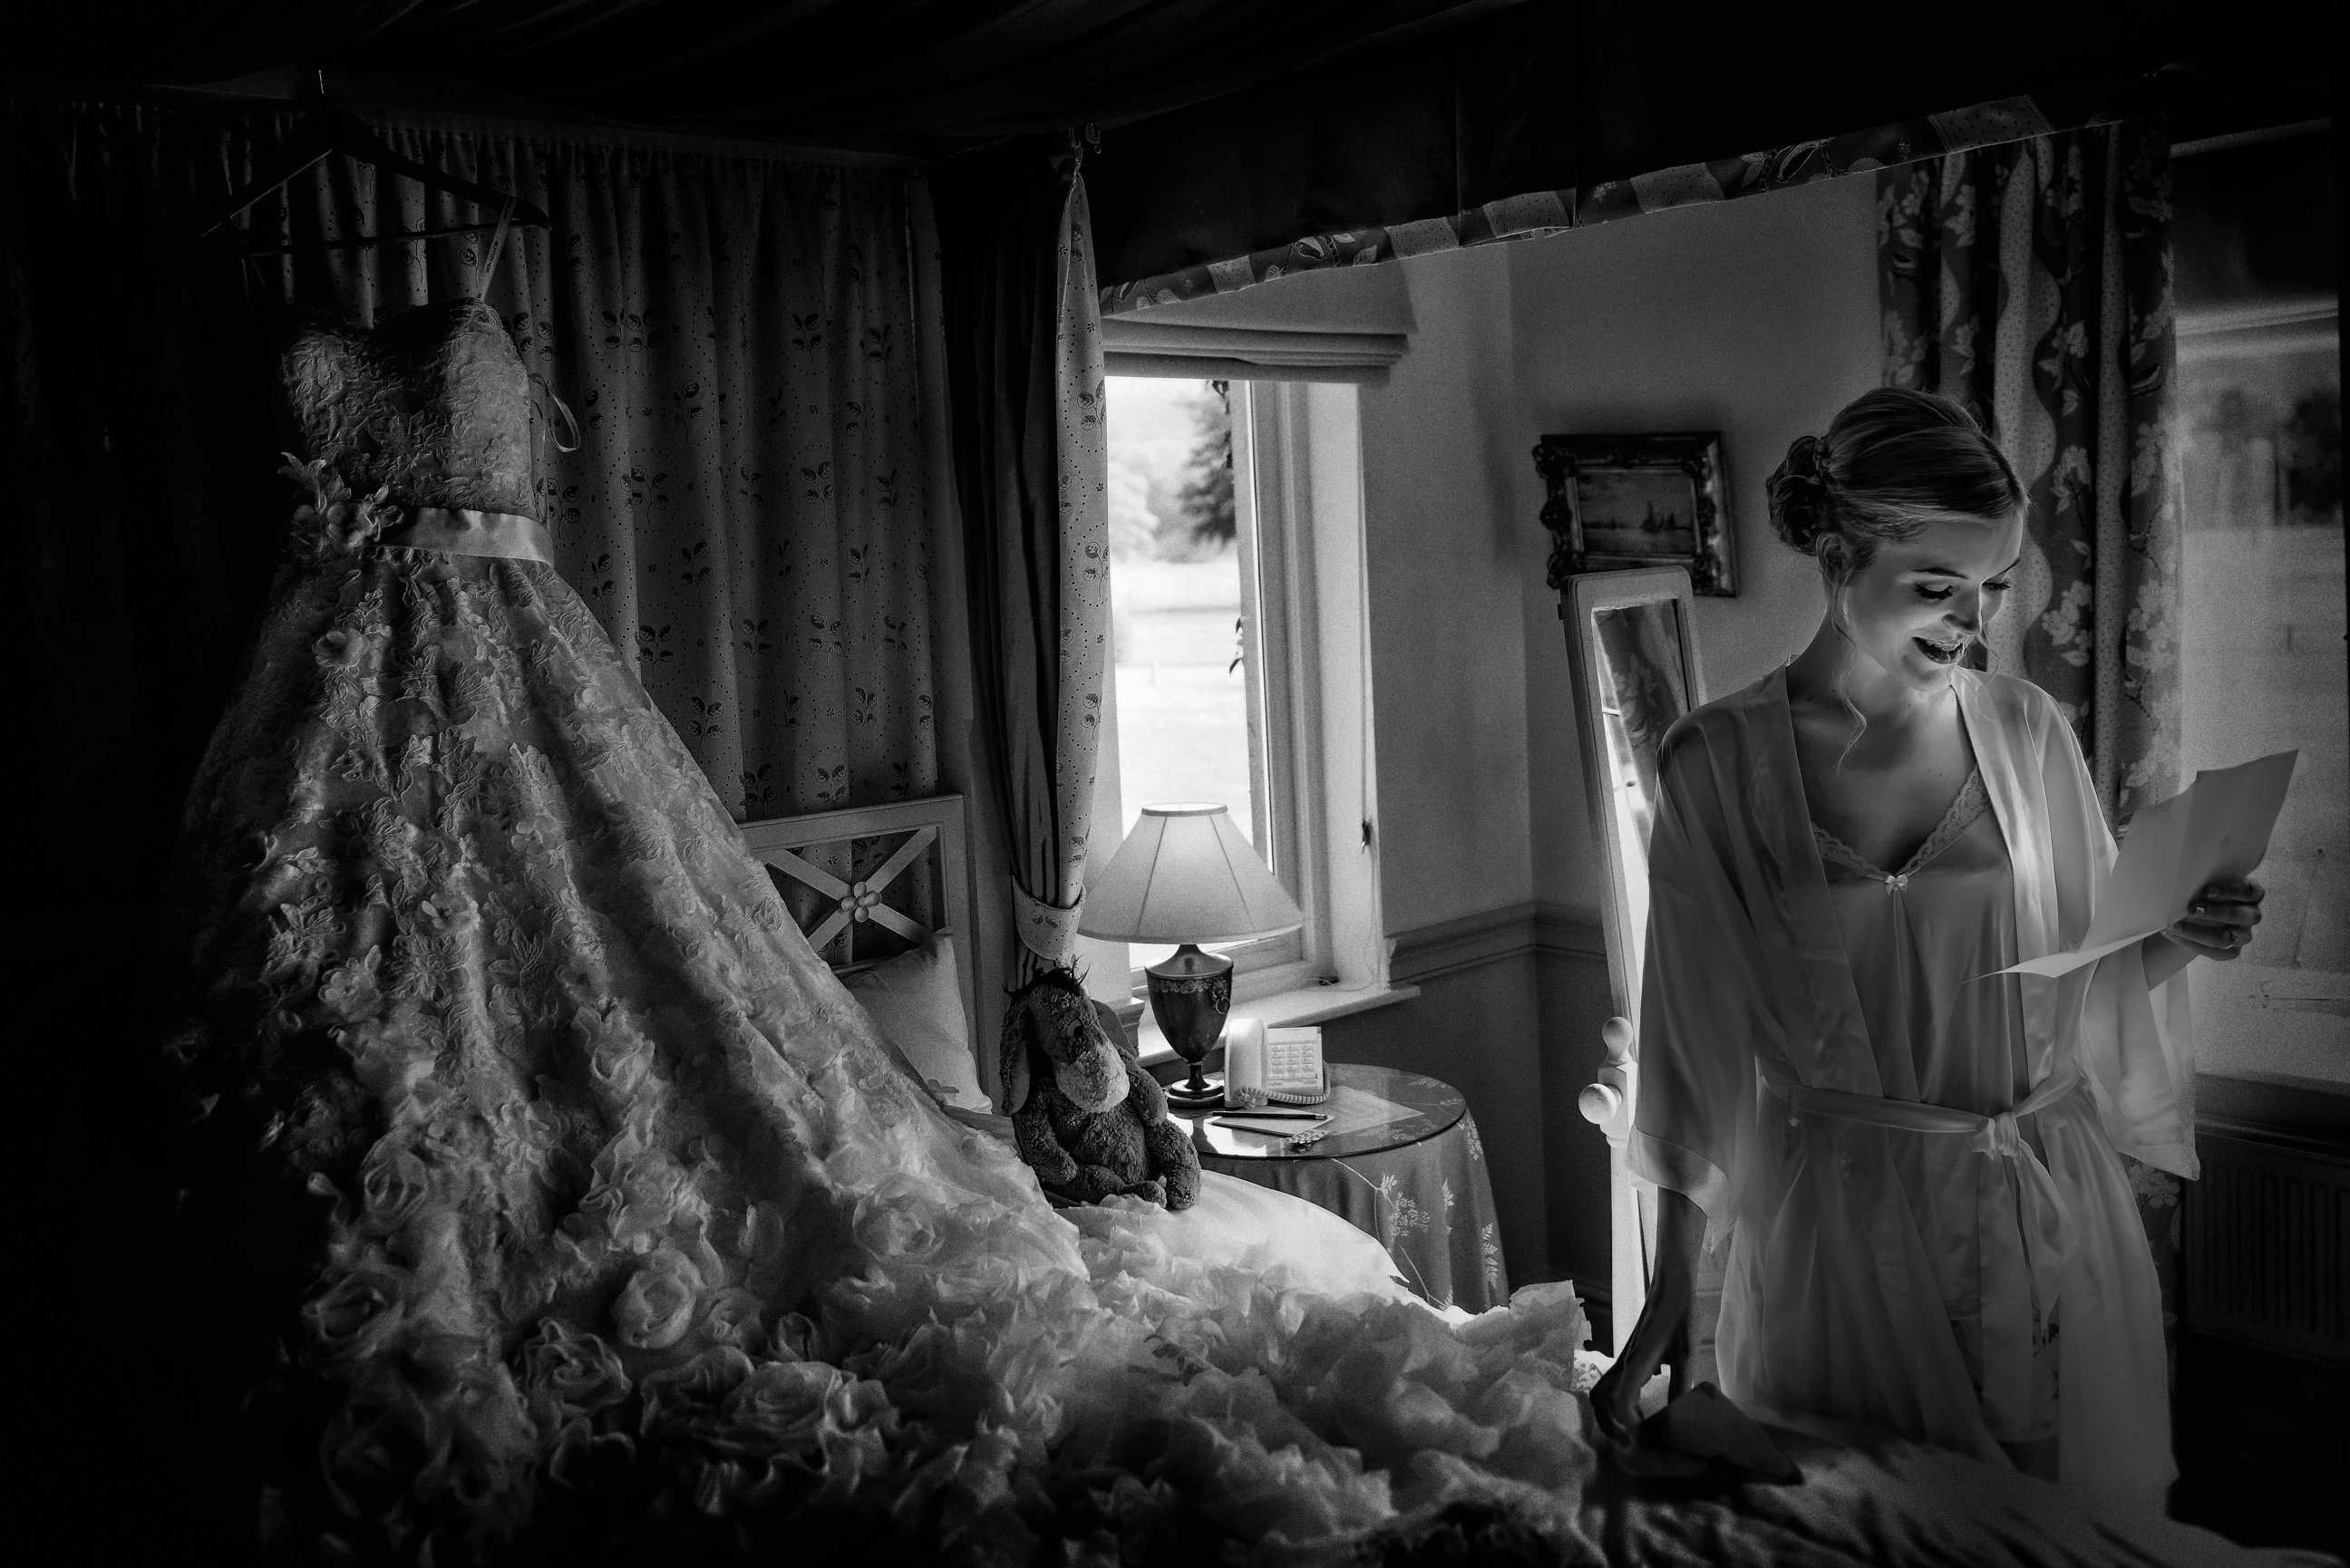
[1076,804,1305,944]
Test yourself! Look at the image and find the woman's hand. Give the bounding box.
[1588,1189,1700,1447]
[2163,878,2265,963]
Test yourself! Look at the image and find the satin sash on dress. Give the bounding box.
[1760,1060,2083,1439]
[374,506,555,565]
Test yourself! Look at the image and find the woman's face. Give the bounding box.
[1825,511,2025,692]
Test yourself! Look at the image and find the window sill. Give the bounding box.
[1134,981,1420,1076]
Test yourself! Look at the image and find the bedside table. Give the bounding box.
[1171,1062,1509,1313]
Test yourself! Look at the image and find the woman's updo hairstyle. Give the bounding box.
[1768,388,2025,584]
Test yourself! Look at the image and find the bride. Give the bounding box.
[150,295,1596,1563]
[1591,389,2262,1518]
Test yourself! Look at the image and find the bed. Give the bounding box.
[736,795,2335,1568]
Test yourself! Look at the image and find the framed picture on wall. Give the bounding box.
[1531,431,1736,596]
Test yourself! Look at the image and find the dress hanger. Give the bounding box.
[196,71,550,256]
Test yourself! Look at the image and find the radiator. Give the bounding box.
[2182,1128,2350,1366]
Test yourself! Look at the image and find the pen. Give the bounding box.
[1209,1112,1327,1124]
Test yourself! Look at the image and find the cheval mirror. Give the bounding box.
[1558,566,1721,1379]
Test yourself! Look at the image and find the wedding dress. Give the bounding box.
[151,298,1597,1563]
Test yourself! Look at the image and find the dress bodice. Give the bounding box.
[281,298,535,515]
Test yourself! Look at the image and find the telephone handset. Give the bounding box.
[1224,1017,1329,1108]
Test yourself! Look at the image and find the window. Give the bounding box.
[2170,124,2345,1079]
[1095,373,1380,1007]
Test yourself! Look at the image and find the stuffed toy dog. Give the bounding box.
[999,967,1199,1211]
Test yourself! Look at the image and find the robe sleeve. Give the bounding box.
[2034,693,2199,1178]
[1628,719,1769,1251]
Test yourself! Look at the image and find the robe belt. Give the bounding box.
[1760,1062,2083,1438]
[371,507,555,565]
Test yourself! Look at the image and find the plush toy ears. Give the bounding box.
[999,992,1035,1115]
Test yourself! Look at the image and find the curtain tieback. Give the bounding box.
[1013,884,1083,963]
[373,507,556,566]
[1762,1062,2083,1438]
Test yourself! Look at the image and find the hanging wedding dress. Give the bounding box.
[151,297,1596,1562]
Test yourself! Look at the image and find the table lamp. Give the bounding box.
[1077,804,1305,1108]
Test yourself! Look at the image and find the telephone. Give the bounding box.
[1223,1017,1329,1107]
[1264,1028,1329,1104]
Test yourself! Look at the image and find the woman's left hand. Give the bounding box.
[2163,878,2265,962]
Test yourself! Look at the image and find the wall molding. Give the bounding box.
[1388,899,1605,986]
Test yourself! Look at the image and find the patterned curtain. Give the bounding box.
[1879,121,2187,1374]
[932,141,1112,993]
[293,121,945,828]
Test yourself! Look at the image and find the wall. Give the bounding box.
[1340,241,1555,1284]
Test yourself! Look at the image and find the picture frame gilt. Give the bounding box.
[1532,431,1736,596]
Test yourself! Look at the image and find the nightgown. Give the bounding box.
[1630,663,2194,1517]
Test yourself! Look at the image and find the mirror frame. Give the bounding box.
[1561,566,1707,1026]
[1559,566,1707,1355]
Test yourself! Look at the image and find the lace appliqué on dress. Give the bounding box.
[1811,769,1990,893]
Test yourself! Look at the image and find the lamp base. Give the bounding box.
[1147,944,1232,1110]
[1163,1076,1226,1110]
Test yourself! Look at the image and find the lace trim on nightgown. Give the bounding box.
[1811,768,1989,892]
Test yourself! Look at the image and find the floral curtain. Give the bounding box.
[932,141,1112,989]
[1879,120,2186,1374]
[287,122,946,828]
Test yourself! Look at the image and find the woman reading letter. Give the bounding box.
[1591,390,2261,1515]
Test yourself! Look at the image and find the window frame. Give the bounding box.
[1107,375,1369,1004]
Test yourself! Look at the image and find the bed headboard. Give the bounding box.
[739,794,979,1051]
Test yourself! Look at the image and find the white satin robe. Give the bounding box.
[1628,665,2196,1515]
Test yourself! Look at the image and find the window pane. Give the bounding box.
[2171,132,2345,1081]
[2175,339,2346,1077]
[1107,377,1260,972]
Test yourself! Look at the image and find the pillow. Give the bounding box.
[840,934,991,1112]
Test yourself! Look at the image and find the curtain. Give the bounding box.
[1879,122,2180,821]
[931,140,1112,1014]
[1878,120,2186,1376]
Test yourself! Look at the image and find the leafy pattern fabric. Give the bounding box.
[1879,123,2186,1375]
[257,117,947,827]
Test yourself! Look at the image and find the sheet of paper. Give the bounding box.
[1309,1084,1423,1140]
[1994,750,2297,979]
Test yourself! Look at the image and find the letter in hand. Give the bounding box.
[2163,877,2265,963]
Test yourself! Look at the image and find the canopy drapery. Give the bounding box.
[1878,120,2187,1381]
[9,2,2319,299]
